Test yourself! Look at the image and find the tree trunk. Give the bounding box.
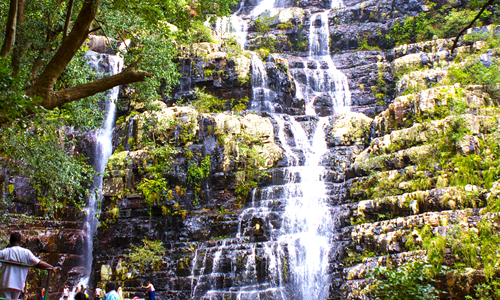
[0,0,19,57]
[11,0,26,76]
[0,0,154,124]
[451,0,496,54]
[28,0,99,106]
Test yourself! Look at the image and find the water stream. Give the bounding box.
[191,0,350,299]
[77,51,123,290]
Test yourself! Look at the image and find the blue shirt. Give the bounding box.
[104,290,121,300]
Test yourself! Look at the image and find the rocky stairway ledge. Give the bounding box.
[372,84,492,135]
[388,26,500,61]
[2,215,84,230]
[348,186,486,223]
[341,209,500,256]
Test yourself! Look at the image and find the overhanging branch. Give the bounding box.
[451,0,496,55]
[52,65,152,108]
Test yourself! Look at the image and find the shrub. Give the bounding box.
[124,239,165,276]
[366,260,442,300]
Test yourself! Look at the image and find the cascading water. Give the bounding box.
[190,0,350,299]
[214,16,249,49]
[291,10,351,116]
[249,54,277,112]
[78,51,123,287]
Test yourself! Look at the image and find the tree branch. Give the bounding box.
[63,0,75,39]
[451,0,496,55]
[28,0,99,104]
[51,65,152,108]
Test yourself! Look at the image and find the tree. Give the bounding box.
[451,0,497,54]
[0,0,237,214]
[0,0,237,124]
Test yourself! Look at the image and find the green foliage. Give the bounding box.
[357,38,381,51]
[256,35,278,55]
[0,0,238,217]
[254,14,274,34]
[191,87,226,113]
[223,35,244,57]
[137,178,169,209]
[289,24,308,52]
[231,96,249,112]
[344,249,376,267]
[0,118,94,216]
[447,58,500,101]
[187,154,211,201]
[0,0,238,121]
[473,278,500,300]
[388,15,435,45]
[351,80,500,202]
[123,239,165,276]
[233,143,270,202]
[216,126,274,203]
[99,205,120,228]
[0,57,37,123]
[441,9,487,38]
[413,220,500,281]
[366,260,442,300]
[387,6,490,46]
[182,22,216,43]
[137,144,178,212]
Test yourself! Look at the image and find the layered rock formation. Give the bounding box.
[2,0,500,299]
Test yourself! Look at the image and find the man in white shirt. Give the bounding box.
[0,232,54,300]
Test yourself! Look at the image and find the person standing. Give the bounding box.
[63,285,70,300]
[141,281,155,300]
[0,232,54,300]
[116,286,123,300]
[95,286,103,300]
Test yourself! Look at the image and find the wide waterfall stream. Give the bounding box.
[190,0,350,299]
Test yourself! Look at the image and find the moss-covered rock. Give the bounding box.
[328,112,373,146]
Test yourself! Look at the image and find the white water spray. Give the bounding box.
[190,0,350,299]
[78,51,123,288]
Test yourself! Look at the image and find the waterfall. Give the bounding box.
[214,16,249,49]
[280,117,332,300]
[249,54,277,112]
[80,51,123,285]
[251,0,277,17]
[190,0,349,299]
[291,11,351,115]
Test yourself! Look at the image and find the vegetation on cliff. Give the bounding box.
[0,0,237,215]
[348,16,500,300]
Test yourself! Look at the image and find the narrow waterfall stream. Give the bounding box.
[79,51,123,287]
[191,0,350,299]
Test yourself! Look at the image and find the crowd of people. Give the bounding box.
[0,233,156,300]
[72,282,155,300]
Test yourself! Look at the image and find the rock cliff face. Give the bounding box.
[2,0,500,299]
[94,0,500,299]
